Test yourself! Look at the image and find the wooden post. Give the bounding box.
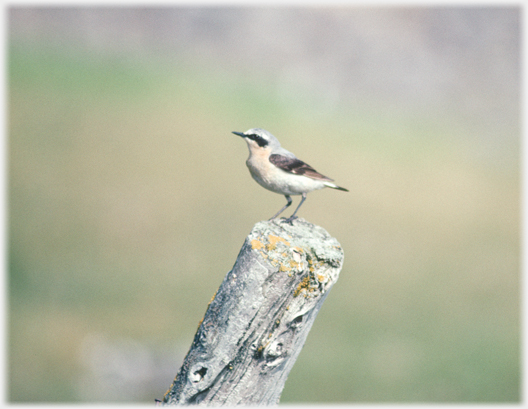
[160,218,344,405]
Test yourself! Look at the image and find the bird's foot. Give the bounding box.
[282,215,298,225]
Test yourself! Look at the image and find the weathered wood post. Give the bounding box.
[160,218,344,405]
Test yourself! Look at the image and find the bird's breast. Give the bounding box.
[246,156,277,187]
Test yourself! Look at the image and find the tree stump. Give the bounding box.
[160,218,344,405]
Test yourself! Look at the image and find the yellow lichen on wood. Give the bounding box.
[294,276,311,297]
[208,290,218,305]
[266,234,290,251]
[163,386,173,400]
[251,239,264,250]
[196,317,204,331]
[289,259,301,270]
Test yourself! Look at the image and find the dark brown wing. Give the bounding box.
[269,154,334,182]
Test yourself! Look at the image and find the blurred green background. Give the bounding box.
[7,6,520,403]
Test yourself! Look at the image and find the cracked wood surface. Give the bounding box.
[161,218,344,405]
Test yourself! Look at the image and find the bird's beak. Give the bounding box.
[232,131,246,138]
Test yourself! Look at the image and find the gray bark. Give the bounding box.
[160,218,344,405]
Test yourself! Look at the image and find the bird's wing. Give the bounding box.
[269,153,334,182]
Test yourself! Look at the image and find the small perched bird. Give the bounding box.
[233,128,348,223]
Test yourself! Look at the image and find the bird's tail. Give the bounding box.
[324,182,349,192]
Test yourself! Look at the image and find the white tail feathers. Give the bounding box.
[324,182,349,192]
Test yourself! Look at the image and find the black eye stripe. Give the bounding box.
[248,134,269,147]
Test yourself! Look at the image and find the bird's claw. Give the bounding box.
[282,216,298,225]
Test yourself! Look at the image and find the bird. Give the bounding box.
[233,128,348,223]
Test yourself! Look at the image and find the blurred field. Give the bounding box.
[8,16,519,404]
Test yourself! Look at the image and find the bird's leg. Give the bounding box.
[270,195,292,220]
[283,193,307,224]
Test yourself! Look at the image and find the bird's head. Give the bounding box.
[232,128,280,153]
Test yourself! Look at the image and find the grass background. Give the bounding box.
[7,7,520,403]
